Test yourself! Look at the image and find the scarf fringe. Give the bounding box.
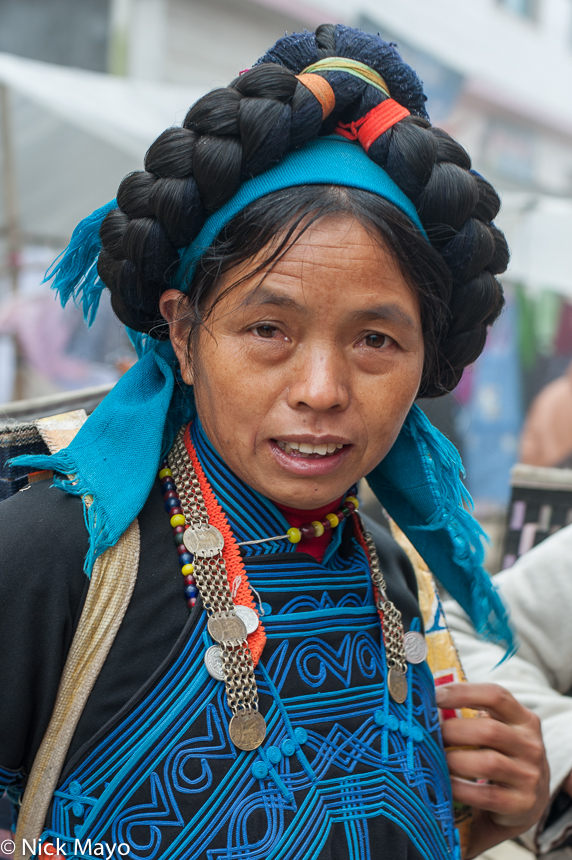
[8,449,112,578]
[371,405,515,657]
[45,199,117,324]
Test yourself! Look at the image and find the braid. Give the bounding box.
[99,22,508,394]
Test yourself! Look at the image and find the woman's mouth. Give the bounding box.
[275,440,344,458]
[269,438,352,476]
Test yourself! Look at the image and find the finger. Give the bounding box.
[435,683,532,725]
[441,715,543,760]
[449,776,536,824]
[446,748,531,786]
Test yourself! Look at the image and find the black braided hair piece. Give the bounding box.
[97,23,508,397]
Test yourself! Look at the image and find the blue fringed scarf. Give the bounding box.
[12,135,514,653]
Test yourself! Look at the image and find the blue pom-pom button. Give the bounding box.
[251,761,269,780]
[294,727,308,745]
[267,746,282,764]
[281,739,296,757]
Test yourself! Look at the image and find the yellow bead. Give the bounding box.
[346,495,359,510]
[312,520,324,537]
[287,527,302,544]
[159,467,172,479]
[325,512,339,528]
[181,563,194,576]
[170,513,186,528]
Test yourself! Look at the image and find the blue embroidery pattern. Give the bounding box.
[42,422,456,860]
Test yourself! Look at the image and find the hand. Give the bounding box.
[436,682,549,859]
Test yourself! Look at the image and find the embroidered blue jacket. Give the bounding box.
[0,421,458,860]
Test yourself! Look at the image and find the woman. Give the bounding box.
[0,23,547,860]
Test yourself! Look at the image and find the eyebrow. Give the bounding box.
[348,304,416,328]
[242,288,416,329]
[241,286,305,313]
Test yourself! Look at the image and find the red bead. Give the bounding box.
[321,518,332,531]
[184,574,196,585]
[169,507,183,517]
[160,475,172,485]
[163,490,178,501]
[344,500,355,514]
[300,523,315,540]
[187,597,197,608]
[177,544,188,556]
[335,509,345,522]
[173,525,185,535]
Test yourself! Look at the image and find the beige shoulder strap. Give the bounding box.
[14,411,140,857]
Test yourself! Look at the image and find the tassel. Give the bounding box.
[368,405,515,655]
[44,199,117,325]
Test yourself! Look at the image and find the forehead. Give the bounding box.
[227,214,417,313]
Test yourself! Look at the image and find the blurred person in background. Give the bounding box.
[446,525,572,857]
[519,359,572,468]
[0,24,549,860]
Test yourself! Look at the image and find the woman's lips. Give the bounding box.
[268,439,352,476]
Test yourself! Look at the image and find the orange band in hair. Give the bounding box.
[295,73,336,120]
[336,98,410,152]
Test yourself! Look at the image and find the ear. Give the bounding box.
[159,288,194,385]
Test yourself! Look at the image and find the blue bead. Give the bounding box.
[294,727,307,745]
[72,802,84,818]
[411,726,424,743]
[260,603,273,617]
[69,781,81,796]
[267,746,282,764]
[281,738,296,757]
[165,497,181,511]
[386,715,399,732]
[399,721,410,737]
[179,552,193,566]
[161,481,176,494]
[374,709,385,727]
[251,761,268,779]
[184,585,198,599]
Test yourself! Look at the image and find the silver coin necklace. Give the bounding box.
[161,426,426,748]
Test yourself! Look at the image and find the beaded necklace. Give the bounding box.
[160,460,359,563]
[159,465,198,610]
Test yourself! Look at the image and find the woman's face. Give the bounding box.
[161,215,424,509]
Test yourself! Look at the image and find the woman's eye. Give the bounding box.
[363,333,391,349]
[254,324,278,339]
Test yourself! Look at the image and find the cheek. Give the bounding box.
[360,349,424,449]
[191,338,271,443]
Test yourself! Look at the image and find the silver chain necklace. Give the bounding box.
[169,429,266,751]
[168,427,416,750]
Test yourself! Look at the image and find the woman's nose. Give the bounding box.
[286,347,350,412]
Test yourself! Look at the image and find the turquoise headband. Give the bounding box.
[175,135,427,290]
[12,134,513,654]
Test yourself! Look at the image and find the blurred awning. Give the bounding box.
[0,52,202,245]
[496,192,572,299]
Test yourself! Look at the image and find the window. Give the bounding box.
[497,0,537,19]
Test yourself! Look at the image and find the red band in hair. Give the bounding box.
[335,99,410,152]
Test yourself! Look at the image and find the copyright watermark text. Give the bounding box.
[1,841,130,858]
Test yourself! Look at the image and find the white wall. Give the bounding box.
[311,0,572,129]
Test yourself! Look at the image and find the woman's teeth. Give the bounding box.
[276,441,344,457]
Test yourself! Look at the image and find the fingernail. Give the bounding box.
[435,686,450,705]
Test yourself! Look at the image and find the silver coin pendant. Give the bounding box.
[208,613,247,643]
[403,631,428,664]
[234,605,260,635]
[204,645,225,681]
[229,711,266,750]
[388,668,408,704]
[183,525,224,558]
